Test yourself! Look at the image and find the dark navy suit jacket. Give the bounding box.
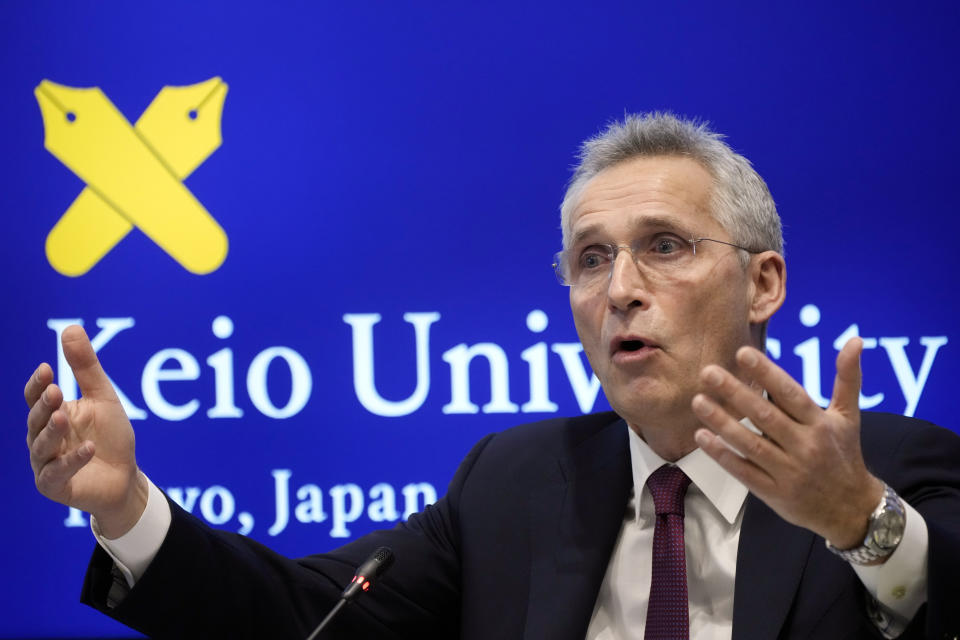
[82,412,960,639]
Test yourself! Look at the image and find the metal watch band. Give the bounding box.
[825,483,906,565]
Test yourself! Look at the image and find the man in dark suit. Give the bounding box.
[24,113,960,638]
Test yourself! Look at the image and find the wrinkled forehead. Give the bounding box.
[566,155,720,245]
[569,214,702,248]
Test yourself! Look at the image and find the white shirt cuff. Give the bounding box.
[853,499,928,636]
[90,476,172,588]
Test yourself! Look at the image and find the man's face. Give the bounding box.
[568,155,757,433]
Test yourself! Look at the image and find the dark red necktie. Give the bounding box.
[644,464,692,640]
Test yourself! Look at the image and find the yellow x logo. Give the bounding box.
[35,77,229,276]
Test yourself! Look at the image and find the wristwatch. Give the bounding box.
[826,483,906,565]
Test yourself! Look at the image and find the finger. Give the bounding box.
[698,364,800,450]
[35,439,95,499]
[24,362,53,407]
[61,325,118,400]
[829,337,863,418]
[692,392,790,471]
[26,383,63,448]
[29,409,71,471]
[736,346,822,425]
[693,427,776,495]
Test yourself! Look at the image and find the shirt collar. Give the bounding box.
[627,421,752,525]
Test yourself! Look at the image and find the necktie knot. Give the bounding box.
[646,464,691,517]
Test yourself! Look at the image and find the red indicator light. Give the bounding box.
[362,581,371,591]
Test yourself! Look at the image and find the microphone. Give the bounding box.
[304,547,395,640]
[340,546,395,602]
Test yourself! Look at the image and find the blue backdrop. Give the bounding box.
[2,2,958,637]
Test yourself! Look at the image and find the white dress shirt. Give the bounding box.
[584,424,929,640]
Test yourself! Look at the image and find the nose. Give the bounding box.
[606,246,648,311]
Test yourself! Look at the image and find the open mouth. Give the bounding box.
[620,339,646,352]
[611,337,658,356]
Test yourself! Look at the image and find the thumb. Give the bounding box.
[829,336,863,418]
[61,325,119,401]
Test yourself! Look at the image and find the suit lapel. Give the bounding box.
[524,418,632,640]
[732,495,816,640]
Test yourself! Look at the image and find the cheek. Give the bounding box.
[683,285,752,362]
[666,273,750,350]
[570,295,604,360]
[570,291,597,330]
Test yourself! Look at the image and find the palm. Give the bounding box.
[26,325,142,529]
[51,394,137,513]
[693,340,883,548]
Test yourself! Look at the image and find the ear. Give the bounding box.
[748,251,786,324]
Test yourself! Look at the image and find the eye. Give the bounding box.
[650,234,687,255]
[578,245,612,270]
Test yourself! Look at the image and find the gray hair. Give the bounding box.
[560,112,783,263]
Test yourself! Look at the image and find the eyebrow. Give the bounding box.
[569,214,694,248]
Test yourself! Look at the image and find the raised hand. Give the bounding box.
[692,337,884,550]
[24,325,146,538]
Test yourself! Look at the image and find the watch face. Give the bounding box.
[871,510,905,549]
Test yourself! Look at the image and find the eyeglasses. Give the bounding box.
[552,233,759,288]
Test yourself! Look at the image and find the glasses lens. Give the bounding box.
[558,234,704,288]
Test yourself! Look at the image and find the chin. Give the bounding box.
[605,379,684,423]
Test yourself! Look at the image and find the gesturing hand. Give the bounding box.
[24,325,146,538]
[692,337,884,550]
